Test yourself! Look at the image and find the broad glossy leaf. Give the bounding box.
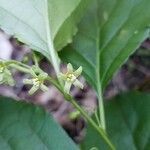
[0,96,79,150]
[60,0,150,90]
[0,0,81,74]
[81,92,150,150]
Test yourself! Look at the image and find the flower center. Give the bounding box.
[32,78,41,87]
[66,73,76,82]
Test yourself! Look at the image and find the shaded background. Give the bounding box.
[0,30,150,143]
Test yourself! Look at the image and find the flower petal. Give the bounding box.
[23,79,33,85]
[40,84,48,92]
[74,66,82,77]
[29,86,39,95]
[73,79,83,89]
[67,63,73,73]
[64,81,72,94]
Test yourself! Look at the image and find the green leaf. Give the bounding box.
[81,92,150,150]
[59,0,150,89]
[54,0,91,51]
[0,0,81,74]
[0,96,79,150]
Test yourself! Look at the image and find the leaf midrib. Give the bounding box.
[99,0,149,86]
[99,0,143,52]
[101,29,148,87]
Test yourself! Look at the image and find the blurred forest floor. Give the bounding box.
[0,30,150,143]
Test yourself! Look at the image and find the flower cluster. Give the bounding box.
[0,61,83,96]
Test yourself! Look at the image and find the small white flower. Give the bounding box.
[23,67,48,95]
[59,63,83,94]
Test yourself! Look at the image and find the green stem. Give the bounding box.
[5,60,31,74]
[95,25,106,130]
[94,109,101,127]
[66,95,115,150]
[6,60,31,69]
[46,77,115,149]
[97,82,106,130]
[46,76,63,92]
[33,52,39,67]
[9,64,31,74]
